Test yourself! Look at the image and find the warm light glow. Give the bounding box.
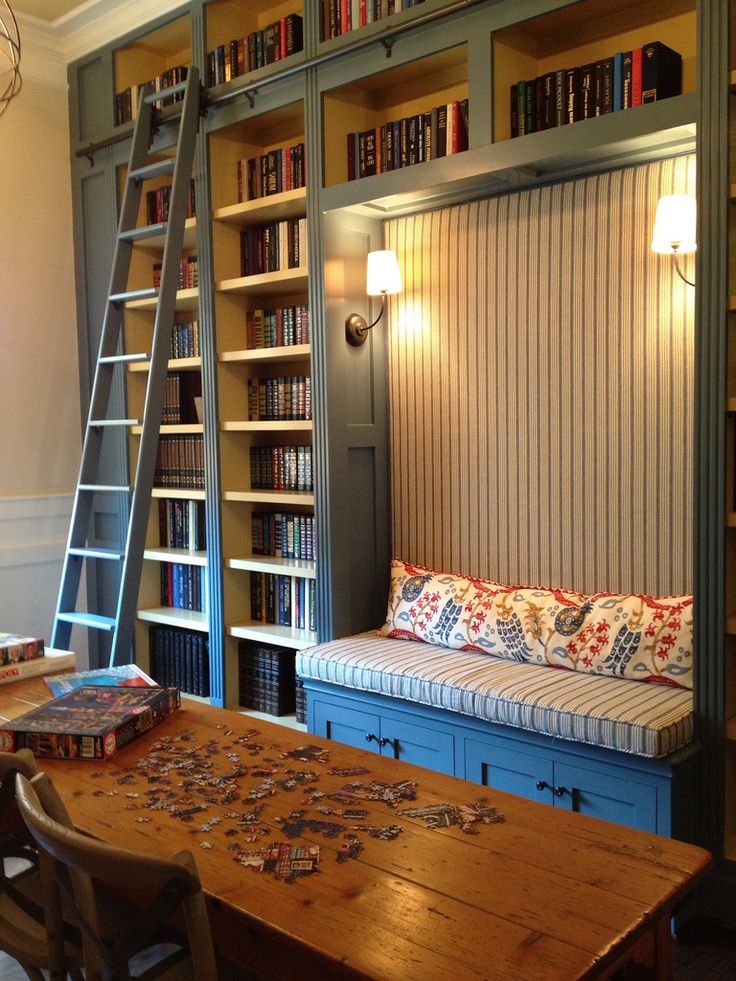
[651,194,697,254]
[366,250,402,295]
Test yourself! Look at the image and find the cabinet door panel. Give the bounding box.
[312,698,380,754]
[553,762,657,832]
[465,738,553,804]
[382,715,455,774]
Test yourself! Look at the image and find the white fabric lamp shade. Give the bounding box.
[366,250,402,295]
[651,194,697,254]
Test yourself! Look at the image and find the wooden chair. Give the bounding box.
[0,749,83,981]
[15,771,219,981]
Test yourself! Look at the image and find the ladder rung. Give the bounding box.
[89,419,140,428]
[128,159,175,183]
[56,612,116,632]
[99,353,150,365]
[109,287,157,304]
[78,484,131,493]
[68,547,125,561]
[118,223,167,243]
[144,79,188,104]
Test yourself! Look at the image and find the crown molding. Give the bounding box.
[24,0,190,65]
[15,15,67,89]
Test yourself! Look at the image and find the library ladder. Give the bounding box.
[51,67,201,666]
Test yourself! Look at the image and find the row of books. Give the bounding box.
[510,41,682,138]
[153,255,198,290]
[247,375,312,422]
[162,370,202,425]
[160,562,206,613]
[170,320,200,360]
[240,219,307,277]
[238,642,296,717]
[347,99,469,180]
[250,572,316,631]
[250,444,313,492]
[154,434,205,489]
[237,142,306,203]
[246,305,310,350]
[114,65,189,126]
[0,632,44,665]
[322,0,425,40]
[146,181,196,225]
[207,14,304,87]
[150,625,210,698]
[158,498,206,551]
[252,511,316,562]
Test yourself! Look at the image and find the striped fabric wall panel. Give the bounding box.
[385,155,695,597]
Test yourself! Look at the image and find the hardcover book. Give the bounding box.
[0,648,75,686]
[641,40,682,103]
[0,685,180,760]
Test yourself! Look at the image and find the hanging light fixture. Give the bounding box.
[0,1,21,118]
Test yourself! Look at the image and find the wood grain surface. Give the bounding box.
[0,678,711,981]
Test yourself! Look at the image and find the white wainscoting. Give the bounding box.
[0,494,88,666]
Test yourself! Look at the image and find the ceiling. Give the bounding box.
[10,0,89,22]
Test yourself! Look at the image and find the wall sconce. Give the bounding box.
[651,194,696,287]
[345,249,402,346]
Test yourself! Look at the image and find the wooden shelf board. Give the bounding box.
[214,187,307,226]
[129,356,201,373]
[131,423,204,435]
[728,398,736,414]
[137,607,208,631]
[321,93,697,218]
[726,512,736,529]
[216,268,308,297]
[222,489,314,506]
[729,297,736,312]
[726,615,736,636]
[227,622,316,649]
[220,420,312,432]
[126,287,199,312]
[134,217,198,252]
[727,717,736,742]
[219,344,310,364]
[151,487,206,500]
[144,547,208,566]
[226,555,316,578]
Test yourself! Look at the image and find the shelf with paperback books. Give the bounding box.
[492,0,696,143]
[112,13,191,127]
[322,42,469,187]
[205,1,304,91]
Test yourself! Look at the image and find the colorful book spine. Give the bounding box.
[0,634,44,665]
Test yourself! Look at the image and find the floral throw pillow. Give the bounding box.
[381,559,693,689]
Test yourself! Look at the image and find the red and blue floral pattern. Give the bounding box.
[382,559,693,689]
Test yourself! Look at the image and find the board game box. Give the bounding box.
[0,685,180,760]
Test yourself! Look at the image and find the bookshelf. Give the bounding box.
[65,0,728,856]
[119,155,209,699]
[209,95,314,719]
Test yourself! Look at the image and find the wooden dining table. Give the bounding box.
[0,675,711,980]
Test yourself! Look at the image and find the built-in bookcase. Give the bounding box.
[322,43,468,187]
[112,15,191,127]
[209,98,315,709]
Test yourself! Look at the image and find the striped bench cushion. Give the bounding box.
[296,633,694,758]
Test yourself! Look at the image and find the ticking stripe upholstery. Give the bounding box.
[296,633,694,758]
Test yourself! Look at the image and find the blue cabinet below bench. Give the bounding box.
[306,680,700,839]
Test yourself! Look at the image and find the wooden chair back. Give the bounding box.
[16,771,218,981]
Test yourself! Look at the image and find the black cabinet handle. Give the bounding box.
[365,733,377,743]
[536,780,550,792]
[553,785,568,797]
[378,737,393,748]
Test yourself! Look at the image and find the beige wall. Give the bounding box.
[0,55,84,653]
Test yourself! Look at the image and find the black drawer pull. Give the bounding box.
[378,737,393,748]
[365,733,377,743]
[553,785,568,798]
[536,780,550,792]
